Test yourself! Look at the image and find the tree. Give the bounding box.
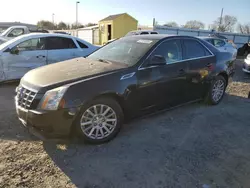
[211,15,237,32]
[183,20,205,29]
[237,23,250,34]
[164,22,178,27]
[71,22,84,29]
[57,22,67,30]
[85,23,97,27]
[37,20,55,30]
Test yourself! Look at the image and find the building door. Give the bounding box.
[108,24,112,40]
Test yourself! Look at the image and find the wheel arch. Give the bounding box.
[217,71,229,86]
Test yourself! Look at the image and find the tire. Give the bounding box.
[75,97,124,144]
[205,75,226,105]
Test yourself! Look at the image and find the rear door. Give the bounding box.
[182,38,216,101]
[1,37,47,80]
[46,36,79,64]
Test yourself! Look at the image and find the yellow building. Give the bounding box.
[99,13,138,45]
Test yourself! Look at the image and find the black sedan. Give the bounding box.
[15,35,235,144]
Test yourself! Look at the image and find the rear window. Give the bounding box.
[140,32,149,35]
[77,40,88,48]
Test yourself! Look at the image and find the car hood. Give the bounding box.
[21,57,128,91]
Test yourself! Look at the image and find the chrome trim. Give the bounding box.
[138,37,215,71]
[120,72,136,80]
[242,68,250,73]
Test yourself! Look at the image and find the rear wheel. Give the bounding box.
[76,97,123,144]
[205,75,226,105]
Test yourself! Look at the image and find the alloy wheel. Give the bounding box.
[80,104,117,140]
[212,79,225,102]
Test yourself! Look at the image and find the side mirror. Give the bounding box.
[149,55,166,65]
[10,47,19,55]
[8,33,14,37]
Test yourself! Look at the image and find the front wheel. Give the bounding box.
[75,97,123,144]
[205,75,226,105]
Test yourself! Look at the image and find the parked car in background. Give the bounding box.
[0,33,99,82]
[243,54,250,73]
[53,31,71,35]
[0,36,7,45]
[125,30,159,36]
[0,26,49,40]
[200,37,237,58]
[15,35,235,144]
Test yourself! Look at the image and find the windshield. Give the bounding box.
[87,37,158,66]
[0,28,11,36]
[0,35,25,51]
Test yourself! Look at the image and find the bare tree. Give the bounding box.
[237,23,250,34]
[164,22,178,27]
[183,20,205,29]
[211,15,237,32]
[85,23,97,27]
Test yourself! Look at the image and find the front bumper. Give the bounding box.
[15,99,78,139]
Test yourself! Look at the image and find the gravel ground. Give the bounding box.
[0,60,249,188]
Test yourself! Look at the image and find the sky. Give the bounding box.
[0,0,249,28]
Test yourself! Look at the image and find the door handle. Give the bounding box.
[178,69,185,75]
[206,63,213,67]
[36,55,46,58]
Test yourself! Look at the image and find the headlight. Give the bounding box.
[38,86,68,110]
[247,54,250,60]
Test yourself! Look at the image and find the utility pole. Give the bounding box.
[52,13,55,29]
[76,1,80,37]
[219,8,223,31]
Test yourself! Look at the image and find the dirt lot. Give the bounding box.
[0,60,249,188]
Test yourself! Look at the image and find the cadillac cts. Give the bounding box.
[15,35,235,144]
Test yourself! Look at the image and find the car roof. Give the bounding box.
[122,34,199,40]
[21,33,74,38]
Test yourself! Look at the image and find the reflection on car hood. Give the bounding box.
[21,57,127,90]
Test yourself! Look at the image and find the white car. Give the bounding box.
[0,33,99,82]
[0,36,7,45]
[200,37,237,58]
[125,30,159,36]
[243,54,250,73]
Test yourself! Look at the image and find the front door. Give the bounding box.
[134,39,189,112]
[182,38,216,101]
[46,36,79,64]
[150,39,189,107]
[1,37,47,80]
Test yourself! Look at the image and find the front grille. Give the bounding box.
[16,86,37,109]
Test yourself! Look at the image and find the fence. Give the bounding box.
[153,26,250,49]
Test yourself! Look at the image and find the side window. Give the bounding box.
[77,40,88,48]
[8,28,24,37]
[151,39,182,64]
[214,39,225,47]
[16,38,46,51]
[206,39,214,45]
[140,32,149,35]
[46,37,77,50]
[150,32,158,34]
[183,39,211,59]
